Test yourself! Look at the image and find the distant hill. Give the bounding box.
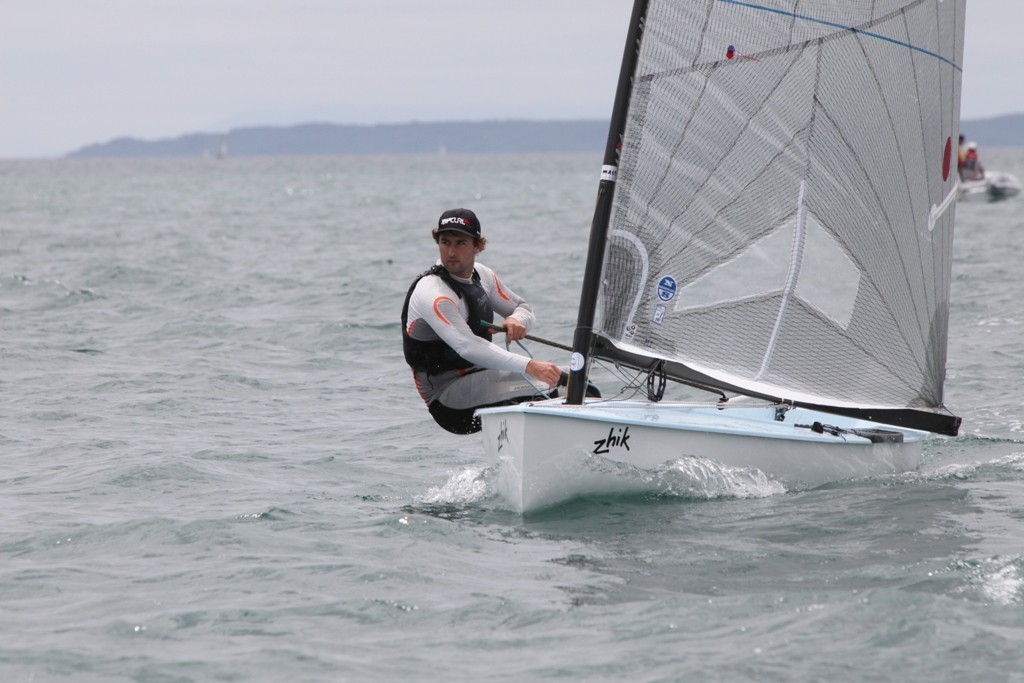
[959,113,1024,148]
[65,113,1024,159]
[66,120,610,158]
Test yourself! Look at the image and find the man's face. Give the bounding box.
[437,231,480,278]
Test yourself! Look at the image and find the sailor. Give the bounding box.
[960,141,985,181]
[402,208,564,434]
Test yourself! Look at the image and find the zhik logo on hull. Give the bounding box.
[593,426,631,455]
[497,420,509,453]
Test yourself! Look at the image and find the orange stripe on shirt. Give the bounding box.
[493,273,512,301]
[411,368,430,403]
[432,296,457,325]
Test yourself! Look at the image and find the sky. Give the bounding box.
[2,1,1021,159]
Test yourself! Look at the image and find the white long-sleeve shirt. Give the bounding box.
[404,262,534,403]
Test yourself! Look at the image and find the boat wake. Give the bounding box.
[415,450,1024,518]
[577,453,788,501]
[917,450,1024,483]
[416,452,786,515]
[656,456,788,499]
[416,467,493,507]
[967,556,1024,606]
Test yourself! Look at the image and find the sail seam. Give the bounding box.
[854,8,932,365]
[906,8,933,326]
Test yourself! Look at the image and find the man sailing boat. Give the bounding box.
[402,208,564,434]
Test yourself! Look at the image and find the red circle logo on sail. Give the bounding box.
[942,137,952,181]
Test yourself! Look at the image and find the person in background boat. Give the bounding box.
[960,141,985,182]
[957,134,966,174]
[402,208,565,434]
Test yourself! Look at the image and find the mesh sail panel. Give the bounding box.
[600,0,964,409]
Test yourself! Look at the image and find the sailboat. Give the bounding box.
[958,171,1022,203]
[477,0,965,514]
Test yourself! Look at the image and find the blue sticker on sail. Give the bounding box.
[657,276,677,302]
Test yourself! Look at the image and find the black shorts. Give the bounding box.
[426,375,600,435]
[427,398,520,435]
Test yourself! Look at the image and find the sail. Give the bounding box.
[597,0,964,424]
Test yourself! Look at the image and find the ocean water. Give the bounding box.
[2,150,1024,682]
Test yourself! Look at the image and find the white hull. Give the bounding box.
[477,400,927,514]
[958,171,1022,203]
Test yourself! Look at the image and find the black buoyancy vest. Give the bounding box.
[401,265,495,375]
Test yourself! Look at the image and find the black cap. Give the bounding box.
[434,208,481,239]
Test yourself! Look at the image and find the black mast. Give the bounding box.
[566,0,650,405]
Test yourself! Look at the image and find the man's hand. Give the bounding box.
[525,359,562,387]
[502,318,527,342]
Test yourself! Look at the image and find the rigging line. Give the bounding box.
[496,329,548,396]
[504,336,577,400]
[718,0,962,72]
[589,359,646,401]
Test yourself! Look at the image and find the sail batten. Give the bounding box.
[595,0,963,433]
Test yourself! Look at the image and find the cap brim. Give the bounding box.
[434,227,477,238]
